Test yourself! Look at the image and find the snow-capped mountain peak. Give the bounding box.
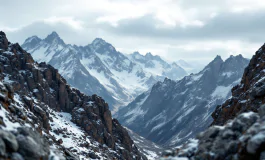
[22,36,42,50]
[209,55,223,65]
[201,55,223,72]
[145,52,163,62]
[24,35,41,44]
[214,55,222,60]
[44,31,65,45]
[145,52,153,58]
[92,37,106,46]
[91,37,116,53]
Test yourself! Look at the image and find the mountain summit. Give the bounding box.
[44,31,65,44]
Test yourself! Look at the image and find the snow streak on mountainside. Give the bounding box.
[116,55,249,147]
[22,32,187,112]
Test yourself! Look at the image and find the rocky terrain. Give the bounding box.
[0,31,147,159]
[161,43,265,160]
[116,55,249,147]
[22,32,187,112]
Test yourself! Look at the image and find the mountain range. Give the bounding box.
[116,54,249,147]
[21,32,188,112]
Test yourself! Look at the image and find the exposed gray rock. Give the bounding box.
[16,134,49,160]
[0,138,6,156]
[11,152,24,160]
[0,130,18,152]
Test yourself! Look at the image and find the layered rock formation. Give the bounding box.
[0,31,146,159]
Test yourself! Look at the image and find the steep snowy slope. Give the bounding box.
[116,55,249,147]
[0,31,146,160]
[22,32,187,112]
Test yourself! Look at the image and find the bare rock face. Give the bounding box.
[0,31,8,50]
[0,31,146,159]
[212,43,265,126]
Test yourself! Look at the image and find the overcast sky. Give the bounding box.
[1,0,265,64]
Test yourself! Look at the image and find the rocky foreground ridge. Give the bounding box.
[0,31,146,159]
[162,43,265,159]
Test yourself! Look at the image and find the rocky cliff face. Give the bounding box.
[0,31,146,159]
[212,43,265,126]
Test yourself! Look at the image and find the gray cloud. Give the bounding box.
[5,19,106,46]
[99,10,265,42]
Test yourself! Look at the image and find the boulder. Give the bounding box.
[0,130,18,152]
[0,138,6,156]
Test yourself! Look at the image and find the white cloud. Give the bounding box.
[1,0,264,64]
[43,17,85,30]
